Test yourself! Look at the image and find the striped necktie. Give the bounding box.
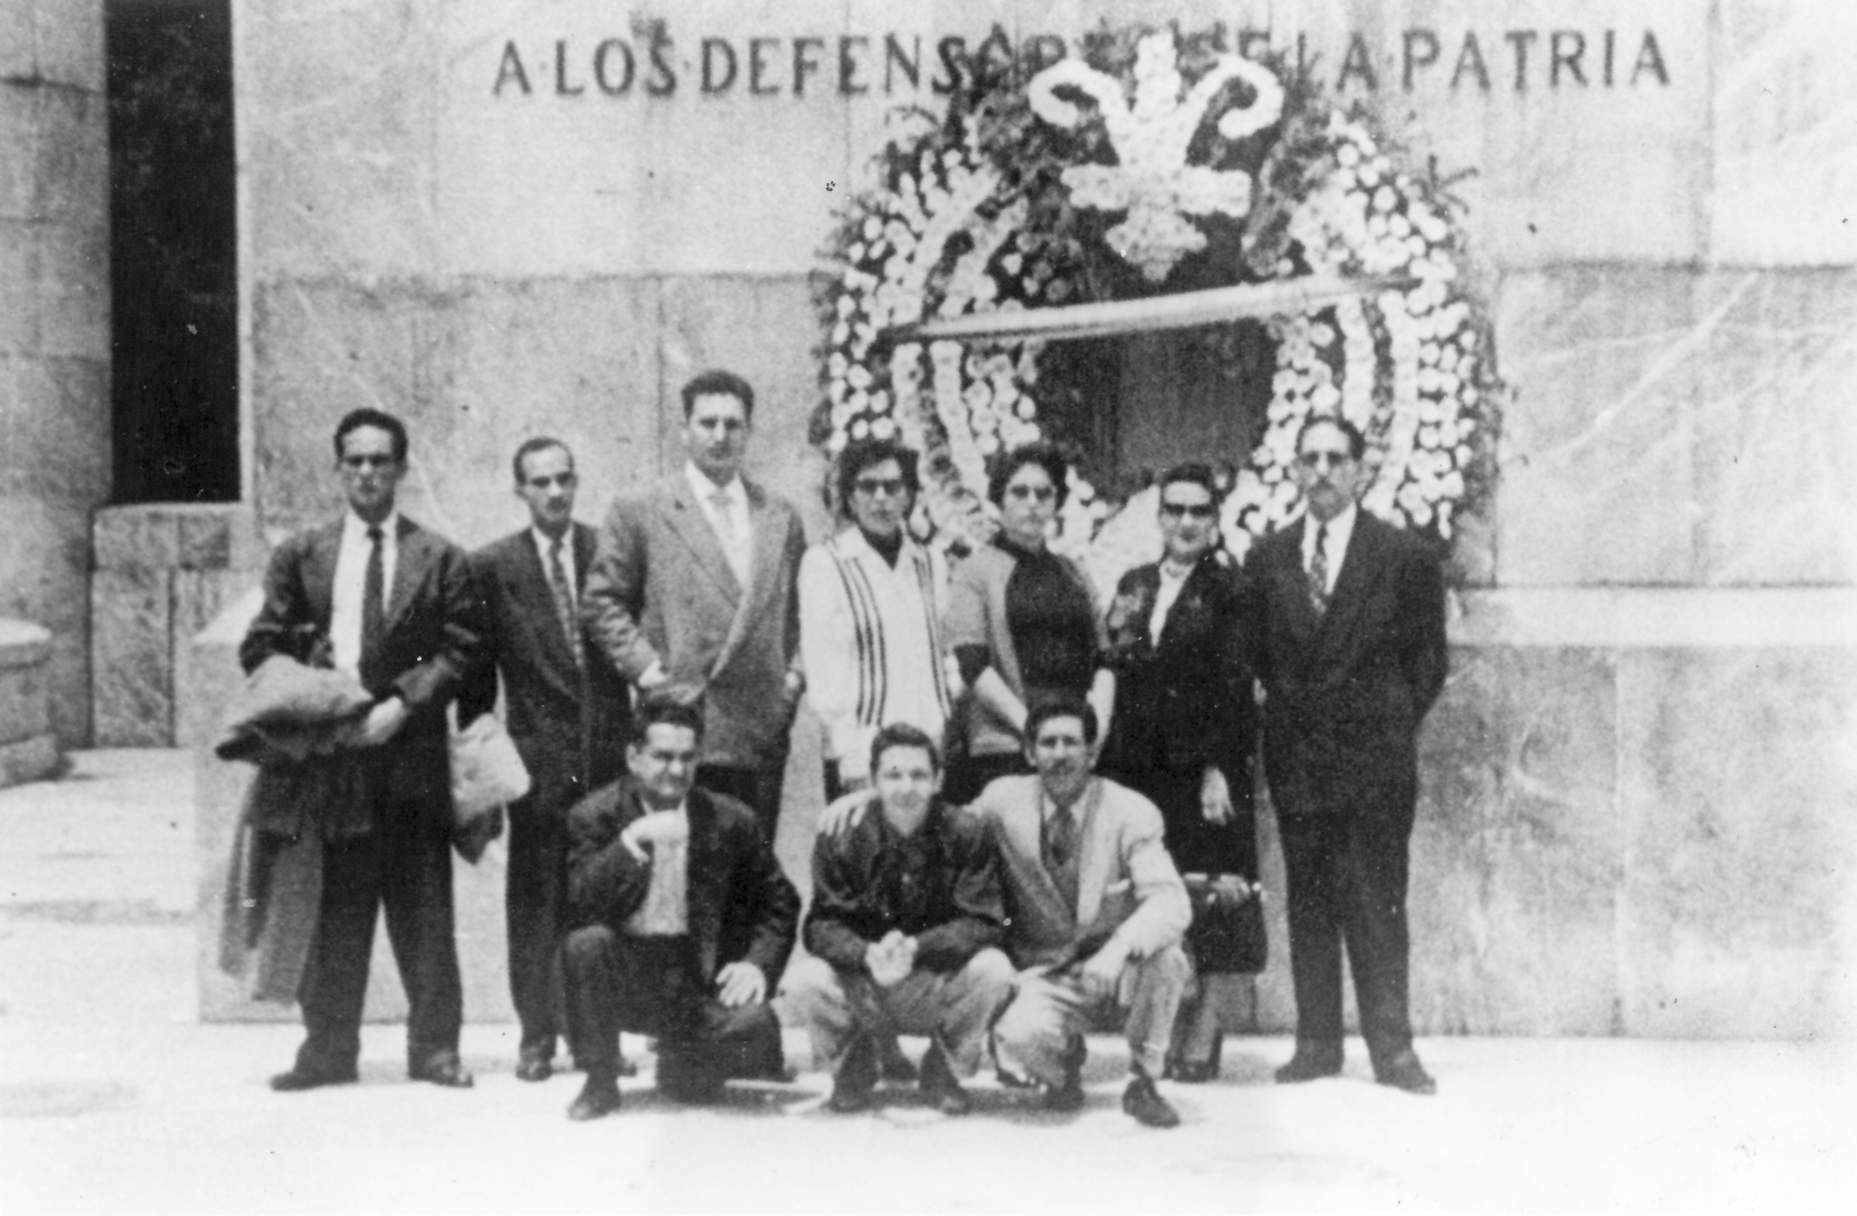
[1308,523,1330,617]
[546,537,584,670]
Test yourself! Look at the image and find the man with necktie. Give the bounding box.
[460,438,633,1082]
[581,370,808,846]
[1241,414,1449,1095]
[239,408,481,1092]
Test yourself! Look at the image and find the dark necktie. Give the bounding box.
[546,537,584,671]
[1309,523,1330,617]
[1045,805,1080,914]
[361,525,386,689]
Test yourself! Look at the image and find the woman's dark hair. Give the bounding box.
[835,437,921,514]
[1156,461,1224,503]
[987,441,1070,510]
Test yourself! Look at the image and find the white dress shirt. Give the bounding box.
[1300,503,1358,598]
[1148,560,1192,641]
[685,462,753,588]
[331,510,398,679]
[623,804,691,936]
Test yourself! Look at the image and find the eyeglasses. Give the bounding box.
[1005,483,1057,502]
[341,454,399,470]
[1159,503,1217,520]
[1297,449,1355,470]
[853,477,907,498]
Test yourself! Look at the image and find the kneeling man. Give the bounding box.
[977,696,1191,1129]
[779,724,1014,1116]
[561,698,799,1120]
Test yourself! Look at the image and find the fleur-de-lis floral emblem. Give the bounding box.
[1029,32,1285,282]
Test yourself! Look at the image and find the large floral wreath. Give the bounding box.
[810,25,1504,581]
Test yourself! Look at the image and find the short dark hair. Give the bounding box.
[1025,694,1098,746]
[681,369,756,421]
[988,441,1069,510]
[1157,461,1223,503]
[333,408,408,463]
[869,722,942,775]
[629,695,705,746]
[1295,414,1366,461]
[511,437,574,484]
[836,438,921,513]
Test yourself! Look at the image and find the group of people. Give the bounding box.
[235,365,1448,1129]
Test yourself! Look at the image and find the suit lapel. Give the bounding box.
[1272,520,1322,643]
[1071,780,1111,927]
[509,533,578,677]
[1317,514,1383,648]
[1001,789,1076,927]
[303,522,343,629]
[660,479,742,603]
[684,790,723,978]
[711,480,781,676]
[384,516,426,635]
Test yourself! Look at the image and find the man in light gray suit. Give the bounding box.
[582,370,808,845]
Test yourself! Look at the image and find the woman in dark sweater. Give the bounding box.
[1101,462,1262,1081]
[944,443,1113,805]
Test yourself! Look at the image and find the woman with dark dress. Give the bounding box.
[944,442,1114,805]
[1101,462,1263,1081]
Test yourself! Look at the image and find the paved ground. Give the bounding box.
[1,751,1852,1213]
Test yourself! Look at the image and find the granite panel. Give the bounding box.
[31,0,105,92]
[90,568,173,747]
[0,1,32,81]
[1689,270,1857,586]
[0,494,93,744]
[0,733,57,787]
[656,274,837,534]
[1412,645,1621,1035]
[1494,268,1699,586]
[35,220,109,360]
[28,85,106,228]
[0,648,49,740]
[0,87,37,223]
[4,356,109,503]
[1617,647,1857,1038]
[238,1,441,278]
[0,222,37,354]
[1711,1,1857,266]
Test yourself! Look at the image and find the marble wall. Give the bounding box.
[0,0,109,745]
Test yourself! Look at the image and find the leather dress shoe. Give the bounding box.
[409,1055,475,1088]
[269,1063,357,1092]
[1274,1047,1343,1084]
[515,1050,553,1083]
[1374,1053,1437,1096]
[918,1044,971,1116]
[1121,1072,1181,1129]
[568,1076,622,1121]
[1165,1034,1223,1084]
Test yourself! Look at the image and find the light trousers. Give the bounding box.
[778,948,1016,1078]
[992,945,1191,1083]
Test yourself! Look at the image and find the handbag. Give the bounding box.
[448,710,530,861]
[1181,873,1267,974]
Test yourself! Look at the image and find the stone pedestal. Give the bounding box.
[0,617,59,786]
[91,503,265,746]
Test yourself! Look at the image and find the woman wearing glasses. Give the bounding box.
[1100,462,1263,1082]
[944,442,1114,805]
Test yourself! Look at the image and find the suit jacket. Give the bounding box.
[581,474,807,769]
[1102,549,1256,784]
[564,777,799,986]
[970,774,1189,970]
[460,522,630,818]
[237,515,479,833]
[1242,511,1448,819]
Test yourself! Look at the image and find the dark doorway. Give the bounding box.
[106,0,238,503]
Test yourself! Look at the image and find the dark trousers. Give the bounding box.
[563,926,781,1094]
[296,809,463,1074]
[1277,807,1415,1066]
[696,760,786,845]
[505,804,568,1057]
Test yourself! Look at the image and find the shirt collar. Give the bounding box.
[344,510,398,542]
[685,461,745,506]
[530,524,573,556]
[1305,502,1358,553]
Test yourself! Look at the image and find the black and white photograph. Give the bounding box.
[1,1,1852,1211]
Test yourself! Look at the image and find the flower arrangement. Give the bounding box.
[811,24,1504,566]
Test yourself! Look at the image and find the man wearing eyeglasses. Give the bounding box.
[1241,415,1448,1095]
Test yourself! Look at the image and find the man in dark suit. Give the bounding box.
[240,408,480,1092]
[581,370,808,844]
[1242,415,1449,1095]
[460,438,632,1082]
[560,698,799,1121]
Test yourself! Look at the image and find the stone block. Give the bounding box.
[1494,268,1699,586]
[10,356,108,503]
[0,2,32,81]
[0,221,39,353]
[238,0,441,279]
[172,570,263,748]
[1412,645,1622,1035]
[0,651,50,741]
[0,493,93,744]
[0,87,36,223]
[90,567,173,747]
[32,0,106,92]
[0,732,58,787]
[27,85,105,229]
[1689,270,1857,586]
[35,222,109,361]
[1616,647,1857,1039]
[0,616,51,668]
[1711,1,1857,266]
[93,505,182,573]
